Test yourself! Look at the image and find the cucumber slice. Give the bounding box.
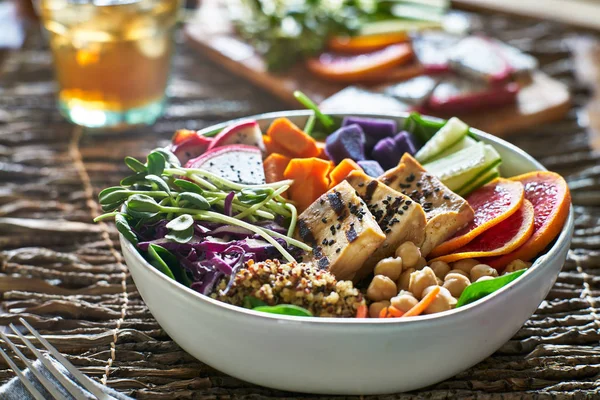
[423,142,486,183]
[424,143,501,192]
[359,19,442,36]
[415,117,469,163]
[458,167,500,197]
[429,136,478,161]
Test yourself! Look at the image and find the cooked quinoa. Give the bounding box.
[211,259,365,317]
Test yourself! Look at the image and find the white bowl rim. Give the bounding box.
[120,110,574,326]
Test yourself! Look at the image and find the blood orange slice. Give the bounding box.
[327,33,409,54]
[431,199,535,264]
[306,44,414,82]
[484,171,571,270]
[429,179,524,258]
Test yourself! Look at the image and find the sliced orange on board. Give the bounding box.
[306,43,414,82]
[327,32,409,54]
[484,171,571,270]
[431,199,535,264]
[429,179,524,258]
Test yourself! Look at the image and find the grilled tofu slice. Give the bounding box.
[296,180,386,281]
[379,153,474,256]
[346,170,426,280]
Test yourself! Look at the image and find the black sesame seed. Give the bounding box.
[406,173,415,182]
[358,182,365,187]
[416,182,422,187]
[402,205,409,210]
[443,195,451,200]
[336,248,341,253]
[321,218,328,223]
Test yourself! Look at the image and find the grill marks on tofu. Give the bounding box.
[347,170,427,280]
[296,181,386,281]
[380,153,474,256]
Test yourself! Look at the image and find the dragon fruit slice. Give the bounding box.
[207,120,266,154]
[185,145,265,185]
[169,129,213,165]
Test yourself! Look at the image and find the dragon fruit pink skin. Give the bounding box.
[185,145,266,185]
[170,135,213,165]
[207,120,266,153]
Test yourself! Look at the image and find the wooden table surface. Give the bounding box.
[0,9,600,400]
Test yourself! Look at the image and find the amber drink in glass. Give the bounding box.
[39,0,180,129]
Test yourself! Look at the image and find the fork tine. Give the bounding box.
[0,345,46,400]
[18,318,114,400]
[9,324,89,400]
[0,330,69,400]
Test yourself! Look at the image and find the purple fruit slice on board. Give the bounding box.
[411,31,462,74]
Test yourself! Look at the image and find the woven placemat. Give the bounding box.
[1,12,599,399]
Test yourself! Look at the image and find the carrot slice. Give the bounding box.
[327,32,409,53]
[264,153,291,184]
[267,118,319,158]
[284,158,333,211]
[263,135,292,158]
[429,179,524,258]
[328,159,362,189]
[356,304,368,318]
[379,307,390,318]
[431,200,535,264]
[387,306,405,318]
[402,286,440,317]
[485,171,571,270]
[306,44,414,83]
[316,141,329,160]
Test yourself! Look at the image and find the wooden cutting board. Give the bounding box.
[184,2,571,137]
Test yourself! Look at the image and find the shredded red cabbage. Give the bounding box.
[137,219,296,295]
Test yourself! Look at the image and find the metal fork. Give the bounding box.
[0,317,115,400]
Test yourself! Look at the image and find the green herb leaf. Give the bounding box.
[456,269,528,308]
[294,91,334,129]
[238,188,272,205]
[115,213,138,245]
[126,194,162,213]
[101,202,124,212]
[174,179,204,195]
[178,192,211,210]
[98,186,124,200]
[166,214,194,232]
[165,225,194,244]
[99,189,131,206]
[147,151,166,176]
[121,172,147,186]
[152,148,181,167]
[243,296,267,309]
[145,174,171,195]
[253,304,313,317]
[147,244,175,280]
[147,244,192,286]
[124,156,147,173]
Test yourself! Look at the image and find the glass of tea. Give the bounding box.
[39,0,181,129]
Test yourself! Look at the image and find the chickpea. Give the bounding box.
[374,257,403,281]
[443,272,471,298]
[395,242,421,269]
[470,264,498,282]
[504,259,532,274]
[448,269,469,278]
[476,276,495,283]
[408,266,438,299]
[397,268,415,291]
[390,292,418,312]
[415,257,428,270]
[422,286,457,314]
[452,259,480,274]
[367,275,397,301]
[369,300,390,318]
[430,260,451,279]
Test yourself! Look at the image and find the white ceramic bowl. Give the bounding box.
[120,111,573,395]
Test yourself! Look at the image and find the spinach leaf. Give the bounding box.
[127,194,162,213]
[178,192,210,210]
[456,269,528,308]
[253,304,313,317]
[120,172,147,186]
[166,214,194,231]
[238,188,271,205]
[243,296,267,309]
[146,244,193,287]
[165,225,194,244]
[145,174,171,195]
